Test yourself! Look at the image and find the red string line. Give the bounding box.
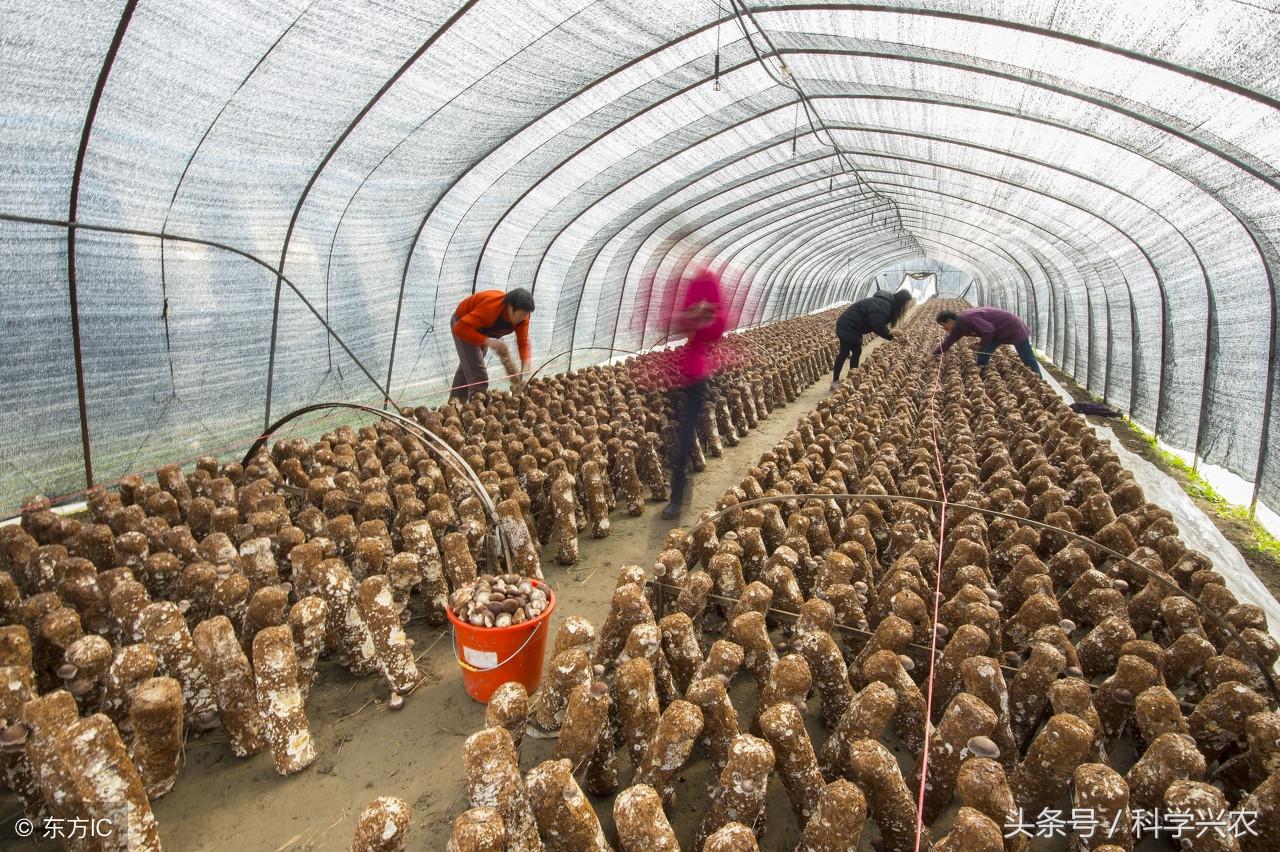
[914,331,951,852]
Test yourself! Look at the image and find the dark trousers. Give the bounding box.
[833,333,863,381]
[977,338,1042,376]
[668,380,708,505]
[450,329,489,400]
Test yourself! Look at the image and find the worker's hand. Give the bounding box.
[677,301,715,331]
[484,338,508,355]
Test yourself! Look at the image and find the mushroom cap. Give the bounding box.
[67,678,95,697]
[0,723,31,748]
[966,735,1000,758]
[192,710,221,731]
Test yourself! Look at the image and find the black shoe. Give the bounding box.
[660,503,681,520]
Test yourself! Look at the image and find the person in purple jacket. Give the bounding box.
[933,307,1042,376]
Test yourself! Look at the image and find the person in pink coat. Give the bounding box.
[662,268,727,520]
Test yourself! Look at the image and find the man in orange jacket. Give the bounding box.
[450,288,535,400]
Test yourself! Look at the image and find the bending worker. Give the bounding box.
[450,288,535,400]
[933,306,1042,376]
[831,289,913,390]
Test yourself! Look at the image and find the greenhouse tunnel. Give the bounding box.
[2,0,1279,521]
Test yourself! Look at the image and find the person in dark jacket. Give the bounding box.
[830,289,913,389]
[933,306,1041,375]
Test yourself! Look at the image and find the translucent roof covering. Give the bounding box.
[2,0,1279,515]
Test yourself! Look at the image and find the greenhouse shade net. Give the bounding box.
[1,0,1279,519]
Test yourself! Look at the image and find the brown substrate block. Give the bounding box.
[462,727,543,851]
[535,648,591,732]
[634,699,704,806]
[1010,713,1095,814]
[485,681,529,757]
[128,676,184,798]
[357,575,421,694]
[525,758,610,851]
[252,625,315,775]
[445,807,506,852]
[351,796,411,852]
[760,700,825,826]
[1071,763,1132,851]
[696,734,775,848]
[847,738,920,852]
[613,784,678,851]
[797,779,866,852]
[616,658,660,771]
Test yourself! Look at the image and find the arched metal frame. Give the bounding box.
[240,401,515,572]
[13,0,1280,518]
[617,139,1157,407]
[64,0,139,491]
[427,46,1239,345]
[509,74,1218,419]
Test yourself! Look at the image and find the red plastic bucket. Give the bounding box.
[446,580,556,703]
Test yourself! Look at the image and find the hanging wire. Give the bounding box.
[713,0,723,91]
[724,0,926,259]
[790,97,800,156]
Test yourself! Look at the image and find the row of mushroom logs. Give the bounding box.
[448,300,1280,850]
[397,308,839,568]
[687,301,1280,846]
[0,308,840,840]
[454,578,914,851]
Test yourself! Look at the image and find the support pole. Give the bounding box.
[64,0,139,490]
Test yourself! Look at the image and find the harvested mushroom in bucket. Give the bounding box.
[449,574,551,629]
